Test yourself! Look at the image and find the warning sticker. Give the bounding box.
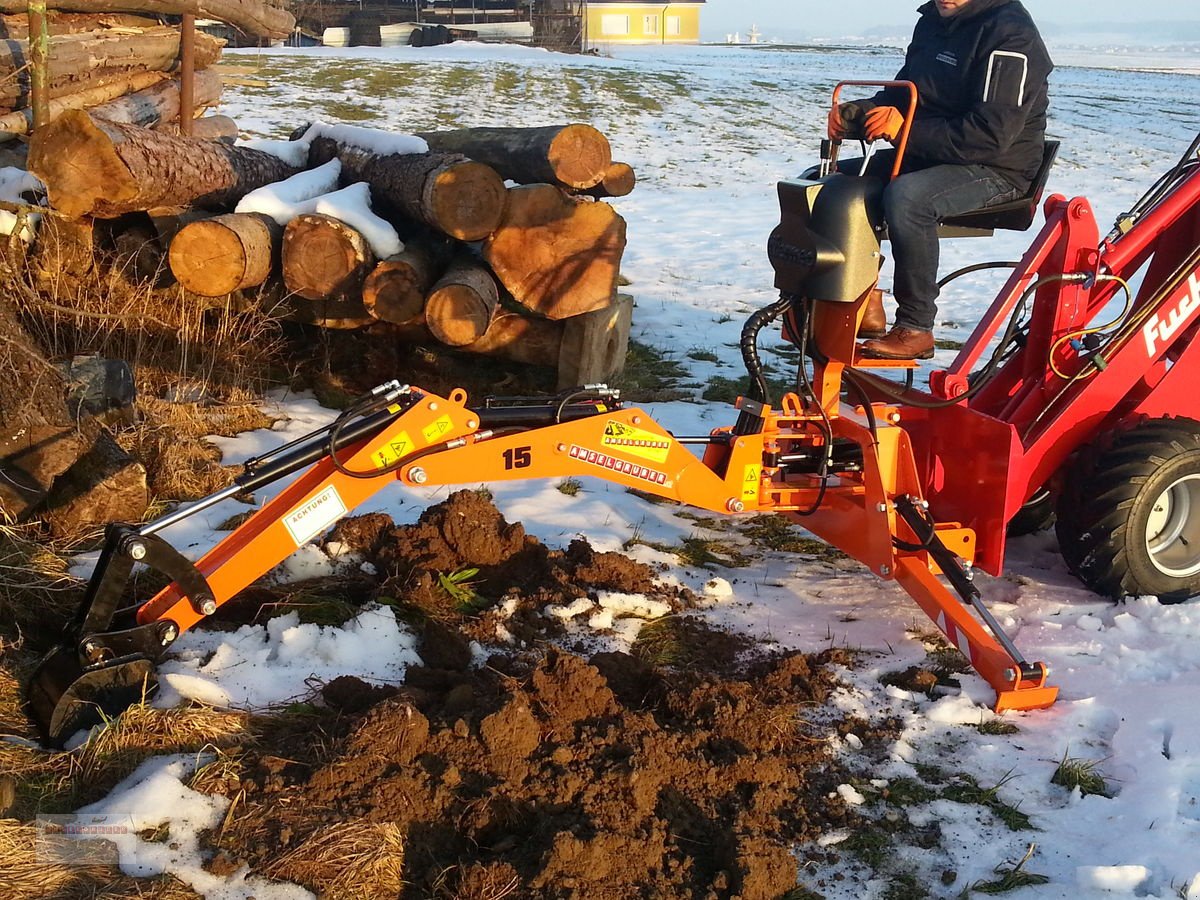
[283,485,347,547]
[422,415,454,443]
[373,431,414,469]
[741,464,761,502]
[601,420,671,464]
[569,445,669,486]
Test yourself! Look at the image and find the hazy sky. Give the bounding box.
[703,0,1200,40]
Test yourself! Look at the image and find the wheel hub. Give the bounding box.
[1145,473,1200,577]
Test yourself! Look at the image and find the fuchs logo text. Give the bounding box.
[1143,273,1200,356]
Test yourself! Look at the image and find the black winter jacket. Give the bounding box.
[859,0,1053,188]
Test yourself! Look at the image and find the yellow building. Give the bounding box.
[585,1,705,46]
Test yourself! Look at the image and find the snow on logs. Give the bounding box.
[306,135,506,242]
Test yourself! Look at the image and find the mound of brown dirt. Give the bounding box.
[216,646,856,899]
[329,490,683,650]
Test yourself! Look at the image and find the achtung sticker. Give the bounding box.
[422,415,455,444]
[741,464,762,502]
[283,485,347,547]
[373,431,414,469]
[601,420,670,463]
[569,445,669,486]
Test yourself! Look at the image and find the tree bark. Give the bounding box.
[424,255,501,347]
[308,135,506,242]
[0,70,166,141]
[88,67,221,129]
[169,212,279,296]
[282,212,375,300]
[577,162,636,199]
[0,26,224,110]
[418,124,612,191]
[0,0,294,39]
[29,110,300,218]
[362,239,449,325]
[482,184,626,320]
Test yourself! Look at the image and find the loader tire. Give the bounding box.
[1056,418,1200,603]
[1007,487,1055,536]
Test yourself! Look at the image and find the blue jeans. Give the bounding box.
[838,151,1021,331]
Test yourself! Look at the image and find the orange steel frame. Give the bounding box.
[136,341,1058,713]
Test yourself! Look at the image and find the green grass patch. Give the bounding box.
[615,340,691,401]
[883,872,927,900]
[970,845,1050,894]
[941,772,1033,831]
[934,337,965,351]
[882,777,938,807]
[739,515,849,559]
[556,477,583,496]
[686,348,720,362]
[976,719,1021,736]
[701,373,793,404]
[1051,752,1113,798]
[631,616,688,667]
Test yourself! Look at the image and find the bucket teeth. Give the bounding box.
[26,647,158,748]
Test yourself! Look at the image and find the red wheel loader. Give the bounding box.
[26,83,1200,746]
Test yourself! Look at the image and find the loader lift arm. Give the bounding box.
[28,377,1056,746]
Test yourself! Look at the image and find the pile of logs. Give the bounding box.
[29,118,638,389]
[0,0,295,148]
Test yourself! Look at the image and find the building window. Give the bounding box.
[601,14,629,35]
[666,15,681,36]
[643,14,659,35]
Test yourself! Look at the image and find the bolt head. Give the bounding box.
[880,565,890,576]
[199,598,217,616]
[428,402,438,411]
[876,502,888,513]
[726,498,745,513]
[556,443,566,452]
[410,467,428,485]
[161,624,179,645]
[467,419,478,429]
[632,416,641,425]
[1003,668,1017,682]
[128,540,147,561]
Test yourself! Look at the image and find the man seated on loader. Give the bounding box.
[830,0,1053,360]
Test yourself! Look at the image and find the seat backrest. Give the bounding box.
[938,140,1060,237]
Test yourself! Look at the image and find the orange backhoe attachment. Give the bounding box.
[27,369,1055,745]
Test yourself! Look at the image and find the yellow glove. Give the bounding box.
[863,106,904,143]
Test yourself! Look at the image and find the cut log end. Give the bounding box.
[549,124,613,189]
[430,160,507,241]
[29,110,135,219]
[425,284,494,346]
[283,214,375,300]
[169,213,277,296]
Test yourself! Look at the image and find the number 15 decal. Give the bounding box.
[503,446,532,470]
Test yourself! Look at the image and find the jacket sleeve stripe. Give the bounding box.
[983,50,1029,105]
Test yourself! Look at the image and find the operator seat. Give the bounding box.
[937,141,1060,236]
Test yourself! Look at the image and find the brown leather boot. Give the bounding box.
[860,325,935,360]
[859,290,887,339]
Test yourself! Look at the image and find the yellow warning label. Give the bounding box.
[741,464,761,502]
[422,415,454,444]
[373,431,413,469]
[601,420,671,464]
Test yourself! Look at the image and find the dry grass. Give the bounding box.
[265,821,406,899]
[116,396,274,503]
[0,817,202,900]
[0,702,252,819]
[0,523,86,648]
[9,234,286,403]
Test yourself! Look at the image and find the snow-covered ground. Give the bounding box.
[59,42,1200,898]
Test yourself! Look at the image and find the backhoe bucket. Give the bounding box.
[26,647,158,748]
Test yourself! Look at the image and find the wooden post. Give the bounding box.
[27,0,50,130]
[179,13,195,136]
